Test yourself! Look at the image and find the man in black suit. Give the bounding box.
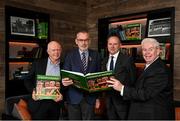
[24,41,63,120]
[62,31,101,120]
[107,38,174,120]
[102,35,136,120]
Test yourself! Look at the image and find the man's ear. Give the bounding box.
[75,39,78,45]
[47,49,49,55]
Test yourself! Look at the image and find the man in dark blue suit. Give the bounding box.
[62,31,101,120]
[107,38,174,120]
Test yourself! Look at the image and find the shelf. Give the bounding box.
[5,6,50,98]
[121,44,141,48]
[98,7,174,85]
[9,58,34,62]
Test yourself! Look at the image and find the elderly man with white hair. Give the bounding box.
[107,38,174,120]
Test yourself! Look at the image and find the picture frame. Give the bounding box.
[148,17,171,37]
[10,16,35,36]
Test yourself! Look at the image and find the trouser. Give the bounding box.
[67,98,95,120]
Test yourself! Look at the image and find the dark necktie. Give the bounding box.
[82,52,87,74]
[110,56,114,70]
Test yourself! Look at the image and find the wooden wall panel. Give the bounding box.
[0,0,180,117]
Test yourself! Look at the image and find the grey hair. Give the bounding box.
[141,38,160,48]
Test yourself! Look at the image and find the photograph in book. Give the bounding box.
[148,17,171,37]
[61,70,114,92]
[35,75,61,100]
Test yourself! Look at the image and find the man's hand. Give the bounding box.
[32,89,38,101]
[106,78,123,92]
[62,77,73,86]
[54,93,63,102]
[95,98,100,109]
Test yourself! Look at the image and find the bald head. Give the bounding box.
[47,41,62,51]
[47,41,62,64]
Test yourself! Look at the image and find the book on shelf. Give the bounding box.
[159,43,170,61]
[61,70,114,92]
[31,47,43,58]
[159,43,166,60]
[108,24,126,41]
[34,75,61,100]
[125,23,142,40]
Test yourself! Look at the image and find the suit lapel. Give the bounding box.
[137,58,161,83]
[87,50,92,72]
[114,53,122,72]
[75,49,84,73]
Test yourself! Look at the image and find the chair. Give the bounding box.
[2,94,66,120]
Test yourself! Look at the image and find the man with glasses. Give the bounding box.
[106,38,174,119]
[62,31,101,120]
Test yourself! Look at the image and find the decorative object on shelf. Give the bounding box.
[10,16,35,36]
[148,17,171,37]
[37,21,48,39]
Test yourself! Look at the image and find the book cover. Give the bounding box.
[35,75,61,100]
[61,70,114,92]
[125,23,141,40]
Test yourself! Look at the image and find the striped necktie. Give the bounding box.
[82,52,87,74]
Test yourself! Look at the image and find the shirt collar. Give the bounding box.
[79,49,88,55]
[145,56,159,68]
[109,51,119,59]
[48,57,60,66]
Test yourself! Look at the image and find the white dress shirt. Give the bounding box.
[107,51,119,71]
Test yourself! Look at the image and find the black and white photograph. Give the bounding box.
[10,16,35,36]
[148,17,171,37]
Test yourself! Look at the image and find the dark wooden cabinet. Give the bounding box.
[5,6,50,98]
[98,7,174,77]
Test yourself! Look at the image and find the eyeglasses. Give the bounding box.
[77,39,90,42]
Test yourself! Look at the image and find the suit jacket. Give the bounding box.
[123,57,174,120]
[24,58,62,117]
[102,52,136,112]
[63,48,101,105]
[25,59,49,93]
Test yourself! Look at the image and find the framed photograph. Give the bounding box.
[148,17,171,37]
[10,16,35,36]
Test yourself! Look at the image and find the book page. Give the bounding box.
[61,69,84,76]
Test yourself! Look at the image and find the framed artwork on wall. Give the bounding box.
[148,17,171,37]
[10,16,35,36]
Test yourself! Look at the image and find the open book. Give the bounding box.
[34,75,61,100]
[61,70,114,92]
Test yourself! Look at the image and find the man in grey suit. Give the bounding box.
[107,38,174,120]
[102,35,136,120]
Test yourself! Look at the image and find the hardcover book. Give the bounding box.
[34,75,61,100]
[159,43,166,60]
[61,70,114,92]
